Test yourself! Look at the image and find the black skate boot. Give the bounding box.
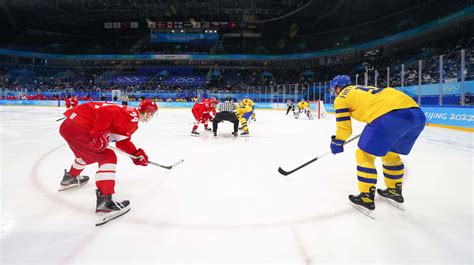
[58,169,89,191]
[191,130,200,136]
[95,190,130,226]
[349,186,376,219]
[240,131,249,137]
[213,131,217,137]
[204,127,212,131]
[232,132,238,137]
[377,182,405,211]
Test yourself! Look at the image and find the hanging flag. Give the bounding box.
[219,22,228,28]
[167,22,174,28]
[147,21,156,28]
[113,22,121,29]
[176,21,183,28]
[130,22,139,28]
[184,21,193,28]
[191,21,200,28]
[239,22,247,28]
[211,22,220,28]
[104,22,112,29]
[229,22,237,29]
[202,22,210,28]
[157,22,166,28]
[247,22,256,29]
[121,22,130,29]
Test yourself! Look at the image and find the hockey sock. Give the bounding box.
[68,158,86,177]
[95,162,116,195]
[356,149,377,193]
[381,152,404,189]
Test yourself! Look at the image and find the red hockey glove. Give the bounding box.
[132,148,149,166]
[89,131,110,152]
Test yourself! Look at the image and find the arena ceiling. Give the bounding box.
[0,0,471,38]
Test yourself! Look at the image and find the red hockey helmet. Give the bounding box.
[138,99,158,114]
[138,99,158,122]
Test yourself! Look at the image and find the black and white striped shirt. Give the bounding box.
[217,101,237,113]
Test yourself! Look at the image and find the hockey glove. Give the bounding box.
[89,131,110,152]
[132,148,149,166]
[330,135,345,154]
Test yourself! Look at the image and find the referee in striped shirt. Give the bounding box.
[213,97,239,137]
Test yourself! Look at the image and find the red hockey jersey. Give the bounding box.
[64,102,139,140]
[191,102,211,119]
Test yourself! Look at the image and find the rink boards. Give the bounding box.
[0,99,473,131]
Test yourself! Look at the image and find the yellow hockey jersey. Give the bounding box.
[334,85,419,141]
[236,102,252,117]
[297,101,309,109]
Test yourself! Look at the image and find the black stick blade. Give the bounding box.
[278,167,291,176]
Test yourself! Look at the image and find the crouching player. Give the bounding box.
[329,75,426,218]
[236,98,253,136]
[296,99,312,119]
[59,99,158,225]
[190,98,217,135]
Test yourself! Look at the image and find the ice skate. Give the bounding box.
[377,183,405,211]
[213,131,217,137]
[204,127,212,131]
[240,131,249,137]
[349,187,376,219]
[190,130,200,136]
[95,190,130,226]
[58,169,89,191]
[232,132,238,137]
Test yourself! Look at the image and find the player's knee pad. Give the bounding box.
[356,149,377,193]
[381,152,404,188]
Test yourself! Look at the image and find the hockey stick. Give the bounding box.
[56,117,66,122]
[107,146,184,170]
[278,134,361,176]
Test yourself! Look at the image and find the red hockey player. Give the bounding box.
[71,96,79,108]
[207,97,218,121]
[58,99,158,226]
[191,99,213,135]
[65,97,71,109]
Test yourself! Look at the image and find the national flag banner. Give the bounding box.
[113,22,121,29]
[131,22,139,28]
[256,21,264,28]
[104,22,112,29]
[211,22,220,28]
[157,22,166,28]
[191,21,200,28]
[121,22,130,29]
[167,22,174,28]
[247,22,256,29]
[184,21,193,28]
[202,22,210,28]
[147,21,156,28]
[229,22,237,28]
[176,21,183,28]
[239,22,247,28]
[219,22,228,28]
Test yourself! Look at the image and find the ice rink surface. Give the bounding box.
[0,106,472,265]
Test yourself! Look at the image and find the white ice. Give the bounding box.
[0,106,472,264]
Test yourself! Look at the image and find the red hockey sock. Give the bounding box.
[96,180,115,195]
[68,158,86,177]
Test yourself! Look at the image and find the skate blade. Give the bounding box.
[349,202,375,219]
[378,195,405,211]
[240,134,250,137]
[58,181,89,191]
[190,134,200,137]
[96,207,131,226]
